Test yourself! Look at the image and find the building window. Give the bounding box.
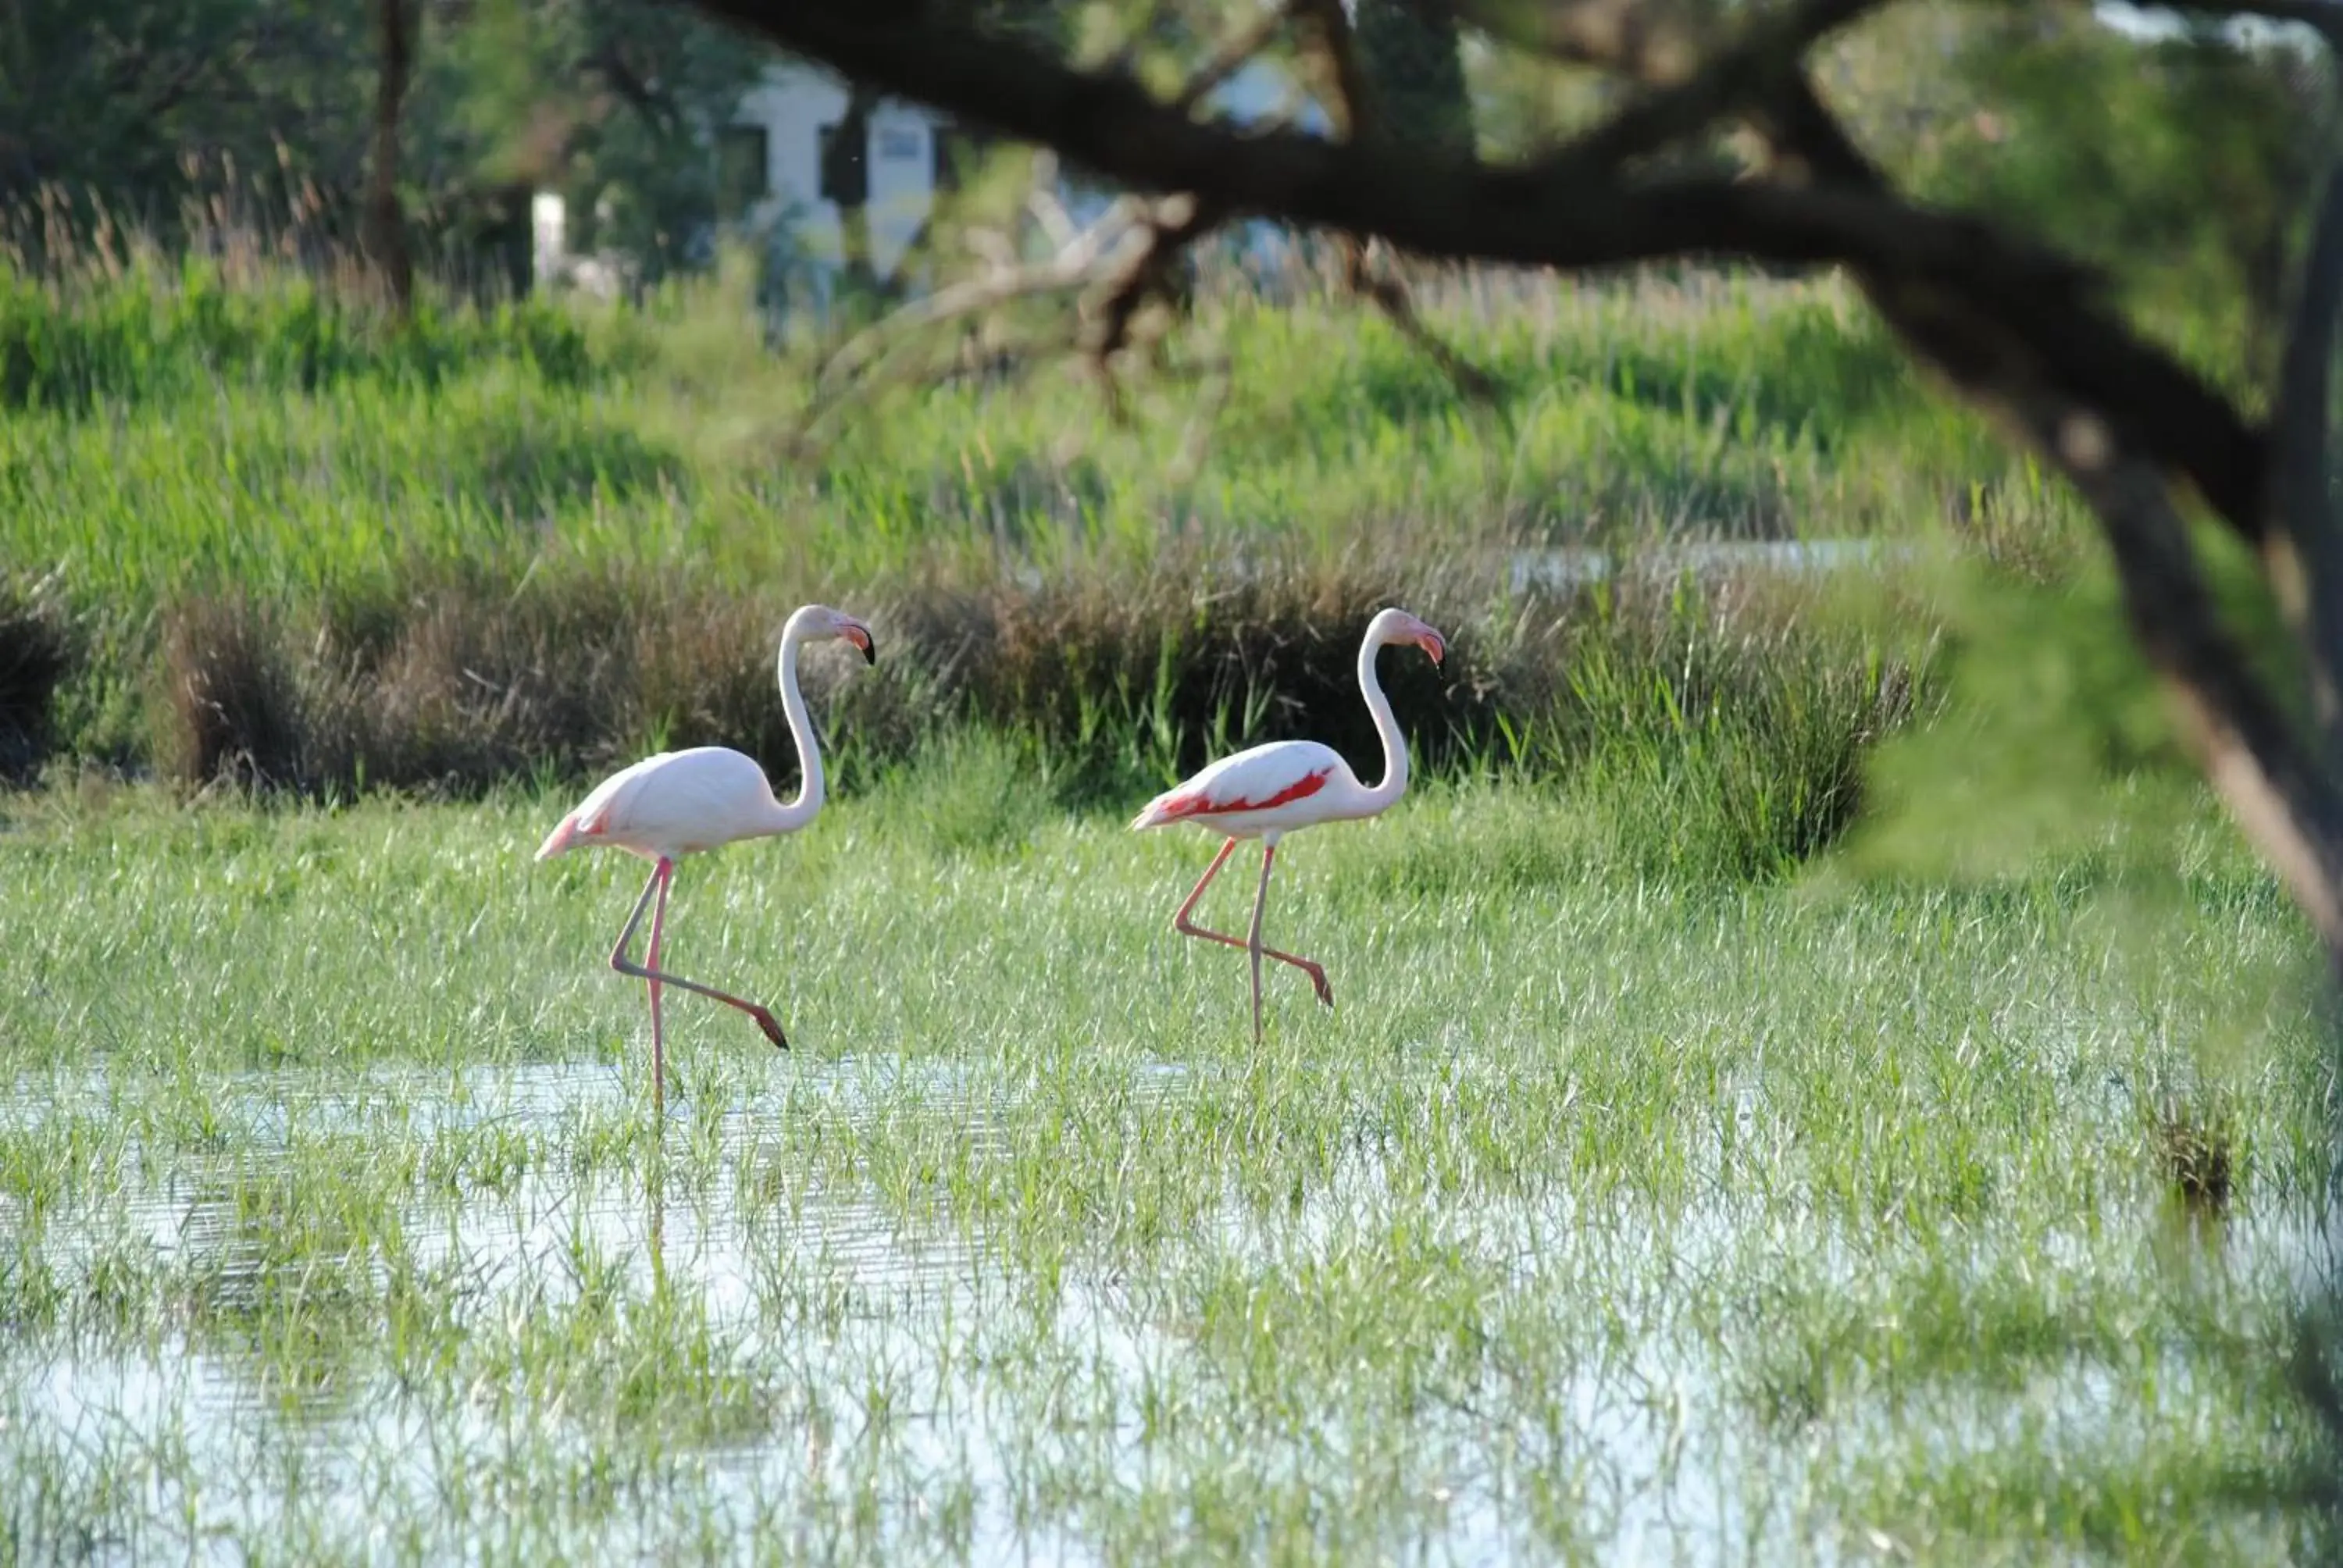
[716,125,768,219]
[818,120,868,208]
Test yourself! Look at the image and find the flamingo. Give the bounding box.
[534,604,876,1113]
[1131,607,1446,1042]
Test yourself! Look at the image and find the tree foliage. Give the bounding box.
[0,0,373,219]
[0,0,773,286]
[1829,2,2331,380]
[1354,0,1475,152]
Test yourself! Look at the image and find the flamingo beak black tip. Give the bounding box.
[863,638,877,666]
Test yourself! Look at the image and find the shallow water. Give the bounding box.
[0,1054,2319,1563]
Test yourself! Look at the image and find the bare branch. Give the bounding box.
[2049,417,2343,951]
[1081,191,1219,404]
[1025,151,1082,253]
[675,0,2267,543]
[1546,0,1892,173]
[1171,5,1293,115]
[1755,75,2270,547]
[1345,244,1504,400]
[1435,0,1711,81]
[787,197,1154,450]
[1289,0,1374,137]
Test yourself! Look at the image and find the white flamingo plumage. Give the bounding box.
[535,604,876,1112]
[1132,607,1446,1042]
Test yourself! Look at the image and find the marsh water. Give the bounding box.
[1,1051,2322,1563]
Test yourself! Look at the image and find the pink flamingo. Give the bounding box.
[535,604,876,1112]
[1132,608,1446,1042]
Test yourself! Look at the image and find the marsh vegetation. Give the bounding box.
[1,251,2332,1560]
[1,772,2331,1562]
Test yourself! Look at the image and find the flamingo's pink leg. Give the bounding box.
[1243,843,1275,1044]
[647,860,669,1114]
[1171,837,1334,1017]
[608,858,790,1059]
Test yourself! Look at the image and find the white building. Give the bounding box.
[532,55,1330,305]
[724,62,950,283]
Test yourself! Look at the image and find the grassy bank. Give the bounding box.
[0,257,2060,840]
[0,766,2326,1562]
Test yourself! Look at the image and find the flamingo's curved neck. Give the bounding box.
[1355,632,1409,816]
[772,629,826,830]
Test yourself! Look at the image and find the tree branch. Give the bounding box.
[1171,6,1294,115]
[676,0,2268,543]
[1435,0,1710,81]
[679,0,1975,273]
[2040,408,2343,952]
[1546,0,1891,175]
[2270,159,2343,747]
[1753,75,2270,547]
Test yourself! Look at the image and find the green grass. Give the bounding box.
[0,255,2062,793]
[0,262,2002,615]
[0,246,2325,1561]
[0,756,2329,1562]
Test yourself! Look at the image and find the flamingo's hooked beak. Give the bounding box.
[842,622,877,665]
[1415,627,1446,668]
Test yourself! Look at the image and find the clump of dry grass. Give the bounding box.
[158,572,881,797]
[2153,1097,2239,1221]
[0,573,73,782]
[880,554,1489,791]
[148,550,1926,875]
[160,592,302,789]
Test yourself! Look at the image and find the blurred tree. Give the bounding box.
[670,0,2343,961]
[0,0,371,235]
[1353,0,1474,151]
[364,0,419,312]
[1826,2,2328,383]
[0,0,772,290]
[411,0,772,289]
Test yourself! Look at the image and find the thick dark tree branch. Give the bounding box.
[679,0,2268,543]
[2038,408,2343,952]
[681,0,1995,271]
[1289,0,1501,398]
[1550,0,1889,174]
[2271,161,2343,744]
[1436,0,1711,80]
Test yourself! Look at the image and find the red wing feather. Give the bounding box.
[1159,766,1332,820]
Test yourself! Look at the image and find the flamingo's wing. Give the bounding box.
[535,747,782,859]
[1131,740,1347,829]
[537,752,676,860]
